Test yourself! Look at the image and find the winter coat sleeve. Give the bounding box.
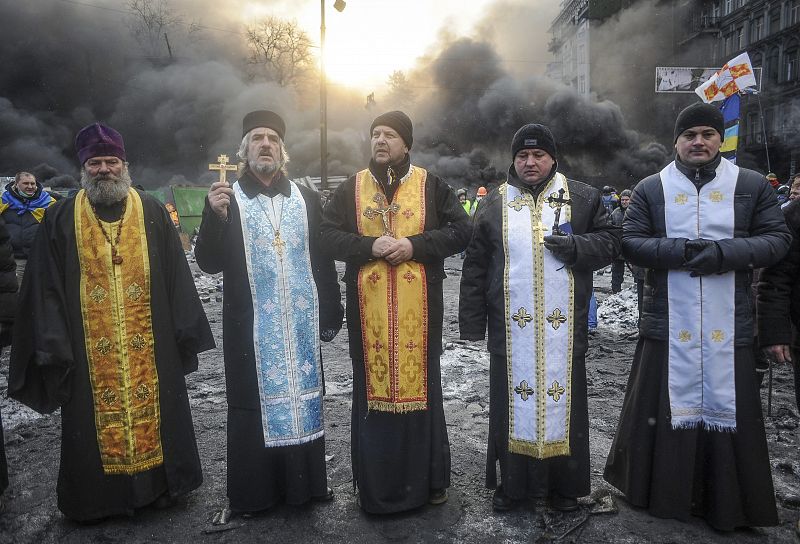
[757,199,800,346]
[319,176,378,266]
[571,185,621,272]
[0,214,18,346]
[458,194,496,341]
[300,187,344,341]
[406,174,471,263]
[194,197,232,275]
[716,173,791,272]
[622,175,688,270]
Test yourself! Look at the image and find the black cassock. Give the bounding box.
[320,164,470,514]
[8,190,215,522]
[195,172,343,511]
[459,173,619,502]
[0,212,17,499]
[604,163,789,530]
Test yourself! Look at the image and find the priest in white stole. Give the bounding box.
[459,124,620,513]
[321,111,471,513]
[196,111,343,517]
[604,103,790,531]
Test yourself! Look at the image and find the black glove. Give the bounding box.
[543,235,577,266]
[684,239,722,276]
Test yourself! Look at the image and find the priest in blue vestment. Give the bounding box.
[196,110,343,518]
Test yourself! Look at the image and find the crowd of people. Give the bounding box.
[0,102,797,538]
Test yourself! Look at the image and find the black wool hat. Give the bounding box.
[242,110,286,140]
[370,110,413,149]
[673,102,724,143]
[511,123,557,161]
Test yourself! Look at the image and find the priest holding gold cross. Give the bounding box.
[195,110,343,519]
[321,110,471,513]
[459,123,620,513]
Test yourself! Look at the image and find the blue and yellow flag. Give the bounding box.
[719,93,740,164]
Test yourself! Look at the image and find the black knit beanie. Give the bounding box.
[674,102,724,143]
[511,124,557,161]
[370,111,413,149]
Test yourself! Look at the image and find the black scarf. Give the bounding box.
[368,154,411,203]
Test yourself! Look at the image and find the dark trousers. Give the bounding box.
[611,259,625,293]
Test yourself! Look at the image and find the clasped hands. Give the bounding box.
[372,235,413,266]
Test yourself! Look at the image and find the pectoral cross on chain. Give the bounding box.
[208,154,238,185]
[272,233,286,258]
[363,193,400,236]
[547,188,572,236]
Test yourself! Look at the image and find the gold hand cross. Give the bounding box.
[208,154,238,185]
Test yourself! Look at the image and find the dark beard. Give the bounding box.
[81,167,132,206]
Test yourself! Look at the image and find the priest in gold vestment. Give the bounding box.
[9,123,215,522]
[321,111,471,513]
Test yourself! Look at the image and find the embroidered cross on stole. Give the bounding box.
[75,189,163,475]
[502,174,574,459]
[356,166,429,413]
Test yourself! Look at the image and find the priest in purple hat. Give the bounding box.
[8,122,215,522]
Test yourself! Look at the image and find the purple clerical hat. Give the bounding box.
[75,122,126,165]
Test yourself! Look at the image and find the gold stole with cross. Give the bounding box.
[75,189,163,475]
[356,166,429,413]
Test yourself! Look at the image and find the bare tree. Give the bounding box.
[127,0,199,58]
[245,17,314,88]
[386,70,416,108]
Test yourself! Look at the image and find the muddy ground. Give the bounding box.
[0,256,798,543]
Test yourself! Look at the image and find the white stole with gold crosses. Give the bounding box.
[661,158,737,431]
[503,173,574,459]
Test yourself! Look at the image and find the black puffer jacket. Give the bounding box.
[757,199,800,348]
[624,159,791,345]
[459,169,621,355]
[0,214,18,346]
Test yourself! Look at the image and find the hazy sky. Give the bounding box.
[239,0,550,88]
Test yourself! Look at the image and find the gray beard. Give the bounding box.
[248,158,279,176]
[81,168,132,206]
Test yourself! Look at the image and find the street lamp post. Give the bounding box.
[320,0,346,191]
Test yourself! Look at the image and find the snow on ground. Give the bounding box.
[597,286,639,335]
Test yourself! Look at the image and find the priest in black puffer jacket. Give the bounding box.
[604,102,790,531]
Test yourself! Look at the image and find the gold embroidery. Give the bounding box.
[546,308,567,330]
[134,383,151,401]
[90,285,107,303]
[675,193,688,205]
[547,380,566,402]
[96,337,112,355]
[712,329,725,342]
[130,333,147,351]
[126,282,143,301]
[511,307,533,329]
[709,190,724,203]
[76,189,163,475]
[514,380,534,401]
[679,329,692,342]
[508,194,534,212]
[357,167,429,413]
[100,388,117,406]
